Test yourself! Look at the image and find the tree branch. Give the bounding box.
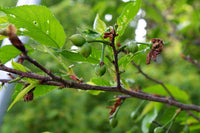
[0,64,51,81]
[131,61,175,100]
[180,54,200,70]
[110,29,121,89]
[1,63,200,112]
[131,61,200,121]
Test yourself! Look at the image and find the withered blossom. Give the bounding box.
[146,38,164,64]
[23,88,35,102]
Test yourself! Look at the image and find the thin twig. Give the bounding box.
[152,120,175,133]
[180,54,200,70]
[131,61,175,100]
[186,110,200,122]
[132,61,200,122]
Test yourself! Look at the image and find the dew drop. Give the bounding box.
[47,20,50,24]
[46,30,49,34]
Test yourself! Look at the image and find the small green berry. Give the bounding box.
[126,43,138,53]
[109,117,118,128]
[130,111,138,120]
[95,62,106,76]
[80,43,91,58]
[69,34,86,47]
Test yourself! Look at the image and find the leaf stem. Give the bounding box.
[100,44,106,62]
[87,40,111,45]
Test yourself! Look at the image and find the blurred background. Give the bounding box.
[0,0,200,132]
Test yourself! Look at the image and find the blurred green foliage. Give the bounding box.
[1,0,200,132]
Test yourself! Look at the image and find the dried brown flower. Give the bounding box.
[23,88,35,102]
[103,27,118,41]
[106,98,122,115]
[146,38,164,64]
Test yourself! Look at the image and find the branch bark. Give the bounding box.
[1,64,200,112]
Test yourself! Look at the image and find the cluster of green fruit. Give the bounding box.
[69,34,91,58]
[69,34,106,77]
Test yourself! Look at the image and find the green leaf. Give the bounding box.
[8,82,38,111]
[60,50,99,64]
[93,14,107,34]
[87,90,104,95]
[0,45,20,64]
[33,85,57,98]
[86,78,110,95]
[116,0,141,41]
[0,12,8,29]
[81,29,101,40]
[118,54,133,67]
[145,5,163,23]
[121,78,131,90]
[142,107,158,133]
[90,78,111,86]
[1,5,66,48]
[143,84,189,101]
[139,102,154,120]
[0,12,8,40]
[11,60,30,72]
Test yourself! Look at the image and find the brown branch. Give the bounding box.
[1,64,200,112]
[24,55,56,80]
[180,54,200,70]
[131,61,175,100]
[131,61,200,121]
[186,110,200,122]
[0,64,51,81]
[0,79,63,86]
[110,29,121,89]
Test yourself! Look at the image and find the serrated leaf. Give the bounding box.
[93,14,107,34]
[116,0,141,41]
[1,5,66,48]
[142,107,158,133]
[60,50,99,64]
[11,60,30,72]
[8,82,38,111]
[0,45,20,64]
[143,84,189,101]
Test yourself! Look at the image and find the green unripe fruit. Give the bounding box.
[126,43,138,53]
[154,127,165,133]
[95,63,106,76]
[80,43,91,58]
[109,118,118,128]
[69,34,86,47]
[130,111,138,120]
